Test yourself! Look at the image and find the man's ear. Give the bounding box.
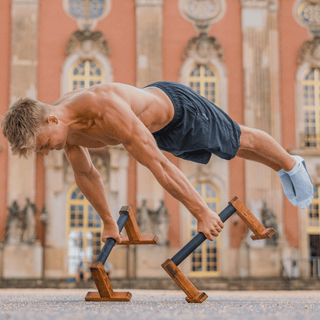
[47,115,58,124]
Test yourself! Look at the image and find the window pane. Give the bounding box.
[70,205,84,228]
[70,59,104,91]
[188,64,218,103]
[89,0,105,19]
[67,230,84,275]
[87,205,102,228]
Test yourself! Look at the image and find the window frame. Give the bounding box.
[69,59,105,91]
[188,182,221,277]
[187,63,219,104]
[66,184,103,276]
[307,185,320,234]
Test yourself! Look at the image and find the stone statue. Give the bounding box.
[154,200,170,246]
[136,200,153,235]
[3,199,38,246]
[20,198,38,245]
[136,200,170,246]
[260,200,278,246]
[3,201,22,246]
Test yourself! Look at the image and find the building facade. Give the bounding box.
[0,0,319,279]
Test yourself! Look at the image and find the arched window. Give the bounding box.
[301,68,320,149]
[189,182,220,276]
[69,59,105,91]
[67,184,102,276]
[187,63,219,104]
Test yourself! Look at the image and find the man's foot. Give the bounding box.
[286,155,315,209]
[277,168,298,207]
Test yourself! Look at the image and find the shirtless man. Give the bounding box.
[1,81,315,244]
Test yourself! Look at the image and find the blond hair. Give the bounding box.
[1,97,48,158]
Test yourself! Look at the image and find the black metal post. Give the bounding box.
[171,204,236,266]
[96,213,129,265]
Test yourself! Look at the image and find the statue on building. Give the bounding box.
[260,200,278,246]
[3,199,38,246]
[136,200,153,236]
[20,198,38,245]
[136,200,170,246]
[154,200,170,246]
[3,201,22,246]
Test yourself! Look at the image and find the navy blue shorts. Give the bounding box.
[145,81,241,165]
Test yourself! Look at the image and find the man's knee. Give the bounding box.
[239,125,259,150]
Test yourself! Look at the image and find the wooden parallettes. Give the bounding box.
[161,196,276,303]
[85,206,159,302]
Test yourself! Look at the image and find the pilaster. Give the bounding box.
[135,0,163,88]
[240,0,284,242]
[8,0,39,206]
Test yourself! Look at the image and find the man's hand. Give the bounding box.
[102,220,121,244]
[197,210,224,241]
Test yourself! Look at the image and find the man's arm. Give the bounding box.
[101,103,223,241]
[64,144,121,243]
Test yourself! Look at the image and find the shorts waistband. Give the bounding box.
[144,81,182,133]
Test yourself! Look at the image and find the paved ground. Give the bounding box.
[0,289,320,320]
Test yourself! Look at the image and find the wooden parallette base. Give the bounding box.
[161,259,208,303]
[85,291,132,302]
[229,196,276,240]
[117,206,159,245]
[85,261,132,302]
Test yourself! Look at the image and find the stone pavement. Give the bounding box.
[0,289,320,320]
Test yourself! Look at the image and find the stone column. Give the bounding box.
[240,0,284,274]
[9,0,39,206]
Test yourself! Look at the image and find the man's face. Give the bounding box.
[35,117,67,155]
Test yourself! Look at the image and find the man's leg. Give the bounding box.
[237,125,296,172]
[236,148,282,171]
[237,125,314,209]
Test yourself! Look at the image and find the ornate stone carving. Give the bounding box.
[294,0,320,37]
[179,0,226,33]
[297,37,320,67]
[136,200,170,246]
[66,30,111,59]
[183,33,224,63]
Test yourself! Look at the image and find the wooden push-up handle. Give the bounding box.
[117,206,159,245]
[162,196,276,303]
[85,206,158,302]
[229,197,276,240]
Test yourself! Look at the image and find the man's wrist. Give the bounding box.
[102,216,116,226]
[192,206,211,221]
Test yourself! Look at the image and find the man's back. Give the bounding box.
[54,82,175,149]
